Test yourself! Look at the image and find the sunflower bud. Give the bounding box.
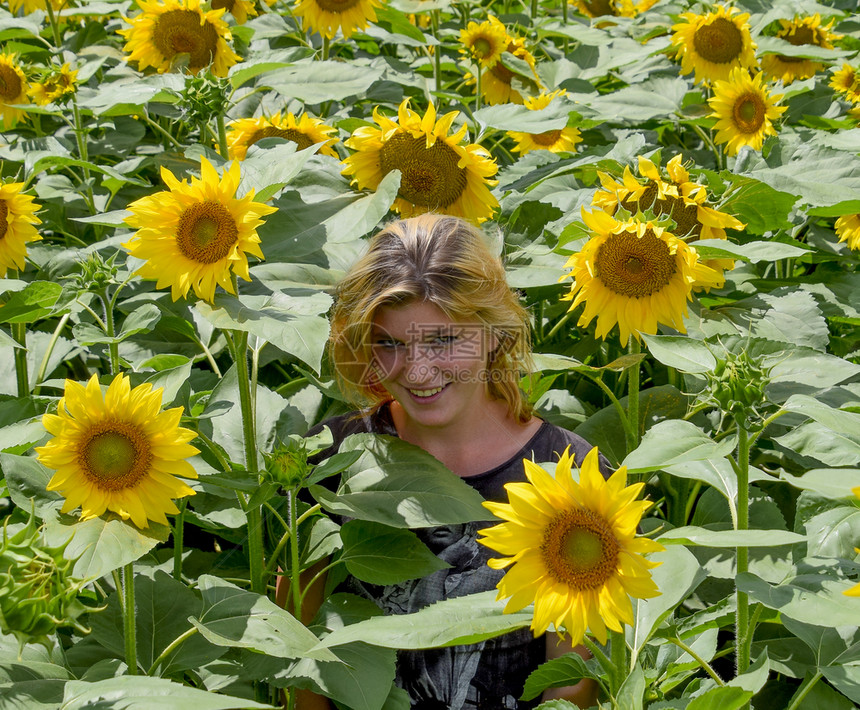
[0,520,88,648]
[74,252,119,293]
[179,72,231,126]
[705,349,771,428]
[263,438,310,490]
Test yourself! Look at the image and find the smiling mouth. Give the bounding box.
[407,384,448,398]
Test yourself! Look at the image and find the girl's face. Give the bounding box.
[370,300,496,431]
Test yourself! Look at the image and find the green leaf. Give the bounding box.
[229,59,294,89]
[521,654,597,701]
[30,156,148,187]
[727,650,770,693]
[44,516,169,580]
[737,572,860,627]
[776,423,860,467]
[657,526,805,547]
[822,665,860,704]
[585,77,688,122]
[687,686,753,710]
[0,282,62,324]
[323,169,401,246]
[119,304,163,340]
[779,469,860,500]
[238,142,319,202]
[0,454,63,518]
[719,176,796,235]
[75,74,183,116]
[309,434,489,528]
[196,291,331,372]
[622,420,735,474]
[783,395,860,438]
[314,590,533,650]
[640,334,716,373]
[782,616,860,669]
[266,60,385,103]
[691,239,810,263]
[339,520,450,585]
[190,575,339,661]
[474,102,569,134]
[616,662,645,710]
[61,676,275,709]
[630,545,705,659]
[803,506,860,559]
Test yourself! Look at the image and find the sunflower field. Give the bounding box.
[1,0,860,707]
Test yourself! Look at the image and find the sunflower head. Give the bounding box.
[0,181,42,277]
[508,90,583,155]
[479,447,664,644]
[708,68,786,157]
[761,14,840,84]
[479,36,542,106]
[562,208,723,343]
[570,0,654,19]
[226,112,339,160]
[35,373,200,529]
[835,214,860,251]
[342,98,499,223]
[459,17,509,68]
[671,4,758,85]
[0,53,29,126]
[830,64,860,103]
[29,63,78,106]
[122,156,277,302]
[119,0,240,77]
[210,0,257,24]
[293,0,384,39]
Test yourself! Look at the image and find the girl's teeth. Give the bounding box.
[410,386,443,397]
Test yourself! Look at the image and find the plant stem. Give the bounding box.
[669,636,724,686]
[609,631,627,695]
[592,375,635,452]
[322,36,330,61]
[123,562,137,674]
[786,672,822,710]
[216,113,229,159]
[288,491,302,621]
[44,0,62,47]
[71,98,96,214]
[531,0,538,21]
[431,11,442,97]
[735,424,751,680]
[100,288,120,376]
[33,312,71,393]
[147,626,199,675]
[12,322,29,398]
[173,498,187,581]
[541,311,572,343]
[628,338,641,449]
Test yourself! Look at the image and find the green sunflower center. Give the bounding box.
[622,182,703,239]
[176,201,239,264]
[314,0,361,11]
[379,131,468,210]
[0,200,8,240]
[472,37,492,58]
[595,228,677,298]
[732,92,765,134]
[153,9,219,72]
[248,126,314,150]
[693,17,744,65]
[0,62,23,102]
[532,129,562,146]
[79,422,152,491]
[582,0,618,17]
[541,508,620,589]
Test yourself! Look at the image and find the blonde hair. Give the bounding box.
[329,214,534,422]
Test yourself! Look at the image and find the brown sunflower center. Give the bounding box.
[541,508,620,589]
[378,132,468,210]
[175,201,239,264]
[693,17,744,65]
[595,227,677,298]
[248,126,314,150]
[211,0,235,10]
[532,129,562,146]
[313,0,361,11]
[0,200,8,240]
[776,25,820,63]
[79,422,152,491]
[621,182,702,239]
[153,9,219,71]
[732,92,765,133]
[583,0,618,17]
[0,63,23,101]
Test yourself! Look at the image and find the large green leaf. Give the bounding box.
[309,434,489,528]
[322,169,401,253]
[615,662,645,710]
[266,60,385,102]
[339,520,450,585]
[822,665,860,704]
[474,101,569,134]
[782,617,860,669]
[719,175,796,235]
[520,654,599,702]
[237,142,319,202]
[687,686,753,710]
[1,454,63,518]
[75,74,183,116]
[190,575,339,661]
[313,590,532,650]
[776,422,860,467]
[657,526,805,547]
[0,282,62,324]
[61,676,275,709]
[622,420,735,474]
[640,334,716,373]
[196,291,331,372]
[737,572,860,627]
[803,506,860,559]
[583,77,688,122]
[779,469,860,500]
[782,395,860,438]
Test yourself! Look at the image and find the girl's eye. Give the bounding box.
[374,339,402,349]
[432,334,458,345]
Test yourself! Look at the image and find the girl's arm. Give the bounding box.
[541,635,600,706]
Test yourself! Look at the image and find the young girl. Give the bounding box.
[304,213,602,709]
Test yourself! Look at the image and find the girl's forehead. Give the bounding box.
[371,301,478,331]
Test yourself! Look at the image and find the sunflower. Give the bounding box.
[0,53,29,126]
[562,208,723,343]
[508,90,582,155]
[119,0,240,77]
[293,0,383,40]
[0,182,42,277]
[210,0,256,24]
[671,4,758,85]
[830,64,860,103]
[342,98,499,223]
[570,0,656,19]
[761,15,839,84]
[226,112,339,160]
[479,447,663,644]
[708,68,786,157]
[459,16,509,69]
[29,63,78,106]
[480,36,542,106]
[835,214,860,251]
[123,157,277,302]
[7,0,65,13]
[36,373,199,530]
